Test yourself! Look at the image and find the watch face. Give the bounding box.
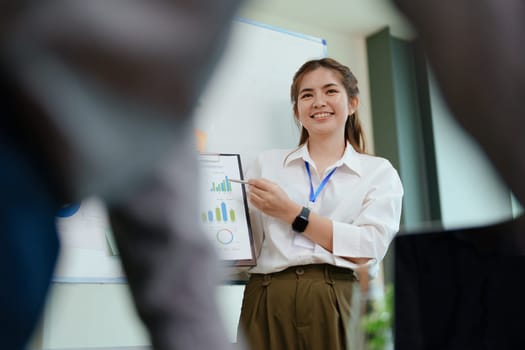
[292,207,310,233]
[292,217,307,232]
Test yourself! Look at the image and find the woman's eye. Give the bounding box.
[327,89,339,94]
[300,93,312,99]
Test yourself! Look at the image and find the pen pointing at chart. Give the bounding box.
[228,178,250,184]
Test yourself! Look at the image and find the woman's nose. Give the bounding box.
[313,96,326,108]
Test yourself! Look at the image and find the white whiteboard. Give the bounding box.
[194,18,327,167]
[53,197,125,283]
[53,18,326,282]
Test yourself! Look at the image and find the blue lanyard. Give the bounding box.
[305,161,337,203]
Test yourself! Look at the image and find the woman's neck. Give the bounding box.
[307,136,346,175]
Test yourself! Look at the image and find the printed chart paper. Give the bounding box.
[199,154,255,265]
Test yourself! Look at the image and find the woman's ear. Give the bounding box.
[348,96,359,112]
[293,107,301,126]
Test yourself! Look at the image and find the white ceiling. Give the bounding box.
[240,0,415,39]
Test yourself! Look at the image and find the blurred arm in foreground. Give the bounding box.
[0,1,243,349]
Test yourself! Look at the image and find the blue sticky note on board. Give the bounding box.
[56,203,81,218]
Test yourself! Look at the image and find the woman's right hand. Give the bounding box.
[246,178,302,224]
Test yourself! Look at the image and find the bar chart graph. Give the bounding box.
[209,176,233,193]
[201,201,237,224]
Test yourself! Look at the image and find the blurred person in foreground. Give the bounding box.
[0,1,244,350]
[391,1,525,349]
[392,0,525,207]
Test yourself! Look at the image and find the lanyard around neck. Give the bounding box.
[304,161,337,203]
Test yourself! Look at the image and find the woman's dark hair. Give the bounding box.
[290,57,366,153]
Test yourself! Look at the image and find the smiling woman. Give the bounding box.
[295,68,354,152]
[237,57,404,350]
[291,58,365,162]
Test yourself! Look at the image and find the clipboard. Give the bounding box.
[198,153,256,266]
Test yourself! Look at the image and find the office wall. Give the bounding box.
[428,73,514,229]
[366,28,514,233]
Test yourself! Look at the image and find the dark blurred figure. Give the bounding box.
[391,1,525,349]
[0,1,243,350]
[395,217,525,350]
[392,0,525,206]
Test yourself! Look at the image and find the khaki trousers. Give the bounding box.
[238,264,356,350]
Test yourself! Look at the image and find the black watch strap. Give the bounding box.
[292,206,311,233]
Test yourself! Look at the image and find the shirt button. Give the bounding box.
[296,267,304,275]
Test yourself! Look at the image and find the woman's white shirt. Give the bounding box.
[246,143,404,278]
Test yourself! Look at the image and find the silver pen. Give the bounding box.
[228,178,250,184]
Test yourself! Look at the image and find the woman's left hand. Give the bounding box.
[247,178,301,223]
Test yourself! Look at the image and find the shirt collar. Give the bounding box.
[284,142,363,176]
[284,143,309,166]
[340,143,363,176]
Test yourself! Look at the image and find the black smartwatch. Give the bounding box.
[292,206,311,233]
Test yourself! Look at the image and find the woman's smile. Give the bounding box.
[310,112,334,119]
